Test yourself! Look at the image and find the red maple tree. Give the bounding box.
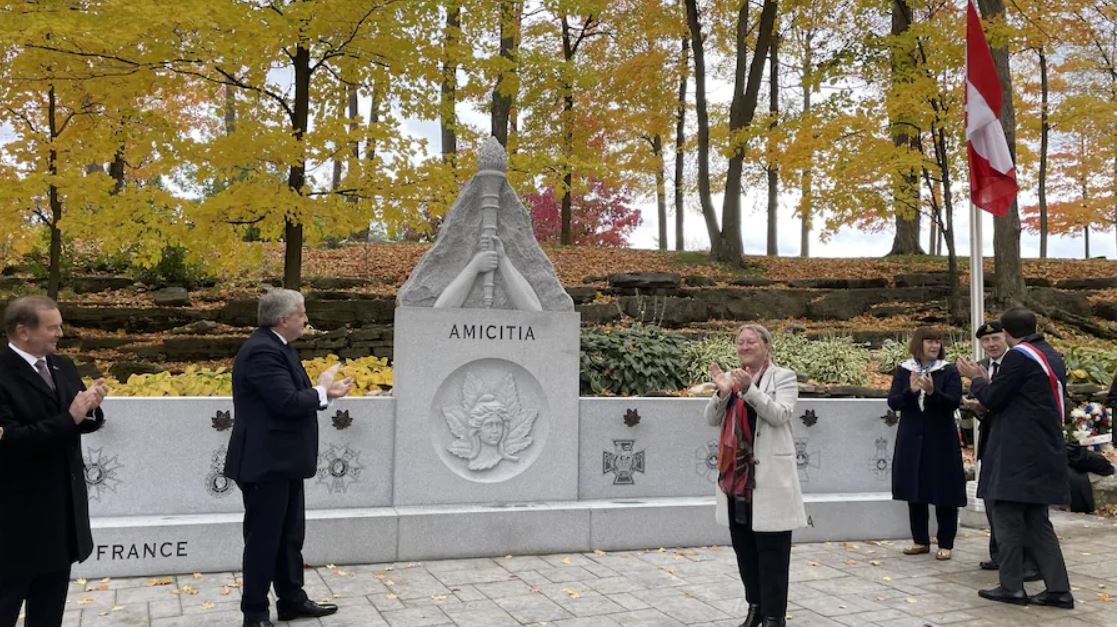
[522,178,643,247]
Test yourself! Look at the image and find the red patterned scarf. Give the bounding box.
[717,385,756,501]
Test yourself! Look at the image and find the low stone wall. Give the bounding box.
[73,396,911,577]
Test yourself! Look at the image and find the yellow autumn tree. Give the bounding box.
[0,1,192,296]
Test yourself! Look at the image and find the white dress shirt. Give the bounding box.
[8,342,45,371]
[270,331,329,409]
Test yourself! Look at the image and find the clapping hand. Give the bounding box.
[961,396,988,414]
[710,362,733,397]
[69,378,109,424]
[909,371,933,394]
[733,366,755,390]
[956,357,987,381]
[317,363,355,400]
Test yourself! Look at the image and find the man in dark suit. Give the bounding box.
[224,289,353,627]
[962,322,1039,579]
[958,308,1073,609]
[0,296,108,627]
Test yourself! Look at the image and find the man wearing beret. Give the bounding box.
[963,322,1039,580]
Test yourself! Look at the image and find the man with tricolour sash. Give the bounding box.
[957,307,1073,609]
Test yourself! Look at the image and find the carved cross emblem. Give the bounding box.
[206,446,234,498]
[316,444,365,494]
[603,439,646,485]
[869,436,891,479]
[794,439,821,483]
[83,447,123,502]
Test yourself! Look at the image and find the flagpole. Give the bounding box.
[967,201,984,514]
[970,203,984,361]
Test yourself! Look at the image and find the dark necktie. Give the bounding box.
[35,359,55,391]
[991,362,999,380]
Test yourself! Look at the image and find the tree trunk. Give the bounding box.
[888,0,924,256]
[766,27,779,257]
[976,0,1025,305]
[367,82,381,161]
[558,13,594,245]
[1085,226,1091,259]
[673,36,688,252]
[1038,48,1049,258]
[800,32,813,258]
[714,0,779,264]
[109,148,125,194]
[441,3,460,164]
[684,0,722,255]
[491,0,521,146]
[654,134,667,250]
[47,83,62,300]
[224,83,236,135]
[284,44,311,290]
[331,90,346,193]
[345,84,359,207]
[937,126,962,322]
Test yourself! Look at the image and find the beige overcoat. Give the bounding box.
[704,363,808,532]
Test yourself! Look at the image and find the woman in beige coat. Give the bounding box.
[705,324,807,627]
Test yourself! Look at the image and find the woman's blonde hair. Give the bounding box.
[735,323,773,347]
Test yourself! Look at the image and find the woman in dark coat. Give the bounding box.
[888,326,966,560]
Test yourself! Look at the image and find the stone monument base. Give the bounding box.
[76,494,909,578]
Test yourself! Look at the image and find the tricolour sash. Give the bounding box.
[1011,342,1065,422]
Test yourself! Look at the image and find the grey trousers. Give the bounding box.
[985,499,1038,572]
[988,500,1070,593]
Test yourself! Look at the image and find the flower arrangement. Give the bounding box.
[1066,402,1113,451]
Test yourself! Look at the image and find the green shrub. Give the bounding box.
[875,337,972,374]
[682,335,737,386]
[683,331,870,386]
[25,237,132,280]
[1063,345,1117,386]
[945,339,973,362]
[874,339,909,374]
[580,325,688,396]
[133,245,215,288]
[772,334,870,386]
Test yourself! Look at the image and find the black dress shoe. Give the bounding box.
[739,604,762,627]
[1023,570,1043,582]
[760,618,786,627]
[978,586,1028,605]
[1031,590,1075,609]
[243,620,274,627]
[979,560,999,570]
[277,599,339,621]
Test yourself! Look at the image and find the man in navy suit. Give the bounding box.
[224,289,353,627]
[0,296,108,627]
[959,308,1073,609]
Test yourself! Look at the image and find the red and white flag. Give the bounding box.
[966,0,1018,217]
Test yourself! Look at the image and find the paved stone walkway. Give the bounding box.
[25,511,1117,627]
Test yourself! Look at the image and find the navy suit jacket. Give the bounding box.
[0,348,104,577]
[971,334,1069,505]
[223,328,323,483]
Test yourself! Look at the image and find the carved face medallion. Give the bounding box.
[479,414,506,446]
[433,359,549,482]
